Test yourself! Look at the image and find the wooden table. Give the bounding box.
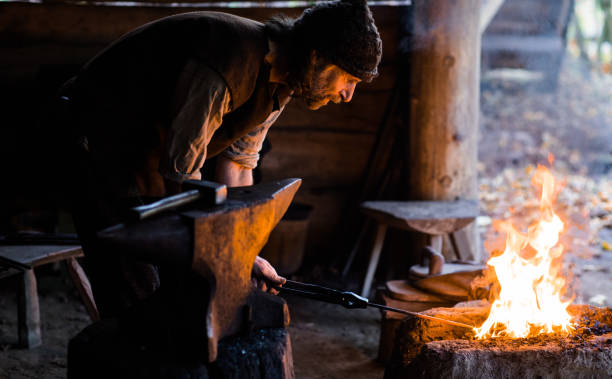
[358,200,478,297]
[0,245,90,348]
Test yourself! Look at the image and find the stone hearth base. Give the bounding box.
[384,304,612,379]
[403,333,612,378]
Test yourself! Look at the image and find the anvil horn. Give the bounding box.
[97,178,302,362]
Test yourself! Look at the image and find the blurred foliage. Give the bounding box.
[569,0,612,74]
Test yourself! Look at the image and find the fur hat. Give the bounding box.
[294,0,382,82]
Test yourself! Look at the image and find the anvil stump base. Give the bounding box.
[384,304,612,379]
[67,318,294,379]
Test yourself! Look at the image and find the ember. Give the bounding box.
[475,160,574,339]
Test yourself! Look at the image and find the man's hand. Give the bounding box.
[252,256,286,295]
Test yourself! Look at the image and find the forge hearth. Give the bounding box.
[384,304,612,378]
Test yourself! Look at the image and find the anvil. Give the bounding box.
[97,178,301,362]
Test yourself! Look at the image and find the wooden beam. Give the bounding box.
[405,0,481,261]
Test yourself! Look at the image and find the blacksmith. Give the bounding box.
[51,0,382,317]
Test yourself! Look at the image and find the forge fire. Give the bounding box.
[475,160,574,339]
[384,159,612,378]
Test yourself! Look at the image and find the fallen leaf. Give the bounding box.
[588,294,607,306]
[582,264,605,272]
[477,216,493,227]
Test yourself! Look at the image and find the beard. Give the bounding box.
[291,58,340,110]
[303,91,330,110]
[298,74,339,110]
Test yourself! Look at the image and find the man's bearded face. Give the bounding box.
[301,61,361,110]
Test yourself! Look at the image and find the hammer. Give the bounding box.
[128,180,227,221]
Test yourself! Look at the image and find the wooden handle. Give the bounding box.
[129,190,201,221]
[127,180,227,221]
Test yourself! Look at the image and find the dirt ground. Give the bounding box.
[0,54,611,379]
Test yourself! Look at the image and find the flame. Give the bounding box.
[474,163,574,339]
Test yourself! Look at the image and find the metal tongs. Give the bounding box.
[277,279,474,329]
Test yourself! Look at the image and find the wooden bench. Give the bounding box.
[0,245,98,348]
[358,200,478,297]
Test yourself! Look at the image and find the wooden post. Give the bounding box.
[404,0,482,261]
[18,269,42,348]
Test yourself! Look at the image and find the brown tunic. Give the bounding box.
[67,11,292,198]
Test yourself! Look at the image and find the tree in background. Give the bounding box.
[570,0,612,73]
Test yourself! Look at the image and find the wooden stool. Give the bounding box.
[0,245,98,348]
[359,200,478,297]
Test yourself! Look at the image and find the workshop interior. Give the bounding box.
[1,0,612,378]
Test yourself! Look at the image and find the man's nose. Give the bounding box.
[340,83,356,102]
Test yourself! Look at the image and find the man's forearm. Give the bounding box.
[215,155,253,187]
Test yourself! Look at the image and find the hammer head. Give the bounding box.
[183,179,227,205]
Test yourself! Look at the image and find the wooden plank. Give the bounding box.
[0,245,83,270]
[482,35,563,52]
[360,200,478,235]
[0,3,401,68]
[275,90,393,133]
[0,2,401,64]
[361,201,478,222]
[408,262,485,278]
[386,280,454,303]
[485,0,571,36]
[0,45,104,66]
[18,269,42,348]
[261,129,376,185]
[359,63,398,92]
[283,189,355,255]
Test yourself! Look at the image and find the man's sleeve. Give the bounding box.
[159,60,231,182]
[221,109,283,169]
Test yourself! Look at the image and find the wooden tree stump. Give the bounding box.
[384,304,612,379]
[401,335,612,378]
[68,318,294,379]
